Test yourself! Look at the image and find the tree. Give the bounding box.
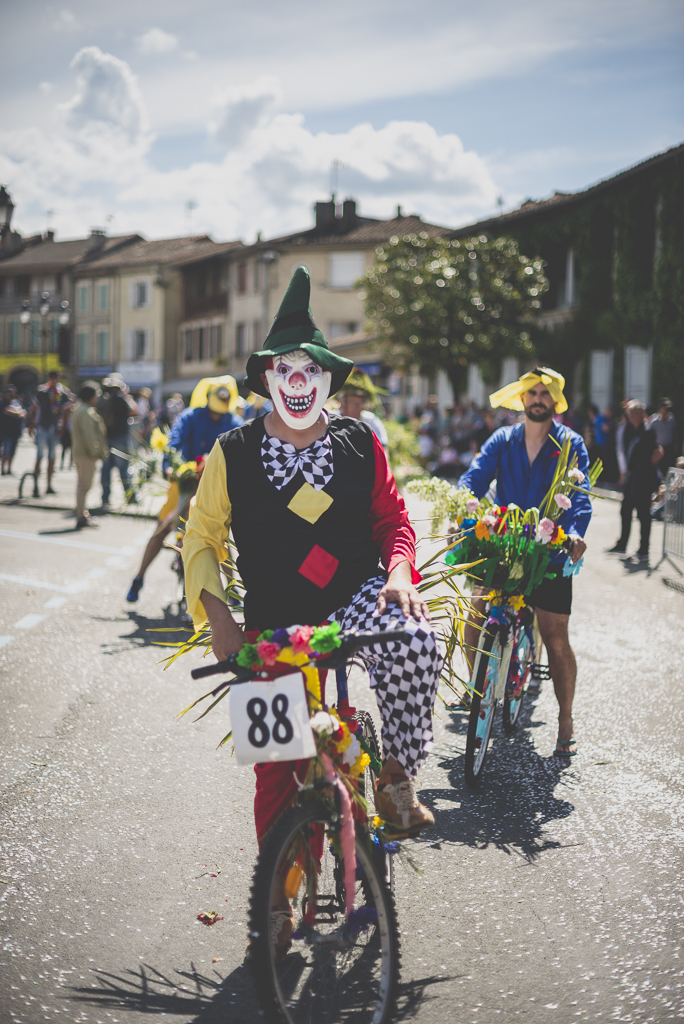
[360,232,548,401]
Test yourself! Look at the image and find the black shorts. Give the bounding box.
[528,573,572,616]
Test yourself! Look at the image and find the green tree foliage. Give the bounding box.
[360,233,548,400]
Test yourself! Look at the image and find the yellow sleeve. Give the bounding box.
[181,441,232,630]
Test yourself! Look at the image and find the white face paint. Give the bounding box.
[265,349,332,430]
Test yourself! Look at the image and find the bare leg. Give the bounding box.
[136,521,174,580]
[463,591,487,675]
[536,608,576,746]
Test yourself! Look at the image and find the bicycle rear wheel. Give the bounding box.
[248,799,400,1024]
[464,628,501,788]
[502,621,533,734]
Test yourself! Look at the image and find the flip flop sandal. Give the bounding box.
[554,737,578,757]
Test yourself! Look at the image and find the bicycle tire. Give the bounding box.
[464,628,500,788]
[354,710,380,813]
[502,625,533,734]
[248,798,400,1024]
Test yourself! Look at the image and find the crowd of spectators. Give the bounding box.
[398,394,680,492]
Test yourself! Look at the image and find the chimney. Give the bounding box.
[396,205,403,218]
[341,199,358,232]
[314,200,336,232]
[87,228,106,253]
[45,230,55,242]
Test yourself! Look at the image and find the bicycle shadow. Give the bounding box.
[417,700,576,862]
[67,957,451,1021]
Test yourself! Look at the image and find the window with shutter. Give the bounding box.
[9,321,19,353]
[97,329,109,362]
[329,252,366,289]
[235,323,246,356]
[77,330,89,362]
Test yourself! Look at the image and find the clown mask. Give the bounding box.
[265,350,331,430]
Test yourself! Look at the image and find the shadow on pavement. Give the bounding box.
[69,958,450,1021]
[417,700,576,862]
[99,605,194,654]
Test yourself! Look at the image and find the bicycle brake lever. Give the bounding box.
[191,655,239,680]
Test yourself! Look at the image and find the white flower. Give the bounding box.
[309,712,336,736]
[554,493,572,510]
[507,502,519,510]
[342,736,361,765]
[466,498,480,514]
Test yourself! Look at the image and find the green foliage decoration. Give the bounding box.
[359,233,548,401]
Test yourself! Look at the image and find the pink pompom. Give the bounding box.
[256,640,280,666]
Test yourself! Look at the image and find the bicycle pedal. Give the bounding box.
[375,822,421,842]
[531,663,551,681]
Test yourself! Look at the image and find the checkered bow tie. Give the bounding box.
[261,433,334,491]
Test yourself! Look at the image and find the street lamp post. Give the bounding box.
[18,293,71,384]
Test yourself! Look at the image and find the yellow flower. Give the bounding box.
[150,427,169,451]
[349,752,370,778]
[177,461,198,475]
[552,526,567,546]
[509,594,526,611]
[474,520,490,541]
[276,646,321,704]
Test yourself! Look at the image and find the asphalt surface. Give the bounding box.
[1,478,683,1024]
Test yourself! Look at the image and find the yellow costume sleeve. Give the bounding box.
[181,441,232,630]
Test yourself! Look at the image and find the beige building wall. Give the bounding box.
[228,246,377,383]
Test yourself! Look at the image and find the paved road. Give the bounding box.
[1,494,683,1024]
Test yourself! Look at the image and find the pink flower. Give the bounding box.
[466,498,480,514]
[568,468,585,483]
[554,493,572,510]
[291,625,315,655]
[537,517,555,544]
[256,640,281,666]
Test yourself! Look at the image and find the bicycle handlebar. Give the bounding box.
[190,629,412,682]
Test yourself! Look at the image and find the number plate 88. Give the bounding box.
[230,673,317,765]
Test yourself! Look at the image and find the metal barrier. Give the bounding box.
[661,467,684,575]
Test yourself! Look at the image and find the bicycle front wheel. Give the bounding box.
[248,799,400,1024]
[503,621,533,734]
[464,628,501,788]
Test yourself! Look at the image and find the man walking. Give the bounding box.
[648,398,677,475]
[28,370,72,497]
[97,374,137,510]
[459,368,592,757]
[71,382,108,529]
[609,400,663,560]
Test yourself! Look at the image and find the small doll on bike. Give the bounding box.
[182,266,442,846]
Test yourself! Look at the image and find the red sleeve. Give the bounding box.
[369,432,421,583]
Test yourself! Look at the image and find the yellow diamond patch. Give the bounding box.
[287,482,333,524]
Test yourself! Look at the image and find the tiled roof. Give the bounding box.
[0,234,142,270]
[448,141,684,237]
[76,235,227,270]
[169,239,245,267]
[243,214,451,255]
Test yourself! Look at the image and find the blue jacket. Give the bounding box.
[459,419,592,538]
[164,406,244,467]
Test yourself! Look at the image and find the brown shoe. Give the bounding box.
[375,775,435,835]
[270,908,294,958]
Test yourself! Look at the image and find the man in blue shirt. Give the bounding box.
[459,367,591,757]
[126,384,243,603]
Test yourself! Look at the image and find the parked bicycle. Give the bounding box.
[191,628,408,1024]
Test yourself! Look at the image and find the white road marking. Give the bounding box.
[43,596,67,609]
[0,573,87,595]
[0,528,137,556]
[0,636,13,648]
[15,614,46,630]
[106,556,125,567]
[87,567,108,579]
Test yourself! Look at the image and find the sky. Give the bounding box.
[1,0,682,244]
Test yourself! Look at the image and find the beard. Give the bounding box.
[525,403,554,422]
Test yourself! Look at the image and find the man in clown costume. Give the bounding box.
[182,266,441,841]
[459,367,592,757]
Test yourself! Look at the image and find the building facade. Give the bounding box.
[449,142,684,419]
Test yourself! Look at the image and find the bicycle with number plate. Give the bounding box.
[191,629,408,1024]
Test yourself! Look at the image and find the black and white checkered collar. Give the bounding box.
[261,431,334,491]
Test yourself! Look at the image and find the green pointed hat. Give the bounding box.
[245,265,353,398]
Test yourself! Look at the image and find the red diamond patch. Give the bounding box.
[298,545,339,589]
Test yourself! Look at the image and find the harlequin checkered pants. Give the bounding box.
[332,575,442,779]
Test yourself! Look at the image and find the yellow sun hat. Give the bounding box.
[488,366,568,414]
[190,375,239,413]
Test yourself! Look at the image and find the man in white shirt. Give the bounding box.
[334,368,389,449]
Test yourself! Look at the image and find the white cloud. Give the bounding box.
[61,46,147,140]
[39,82,53,94]
[1,55,498,243]
[136,28,180,56]
[209,77,282,149]
[52,9,79,32]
